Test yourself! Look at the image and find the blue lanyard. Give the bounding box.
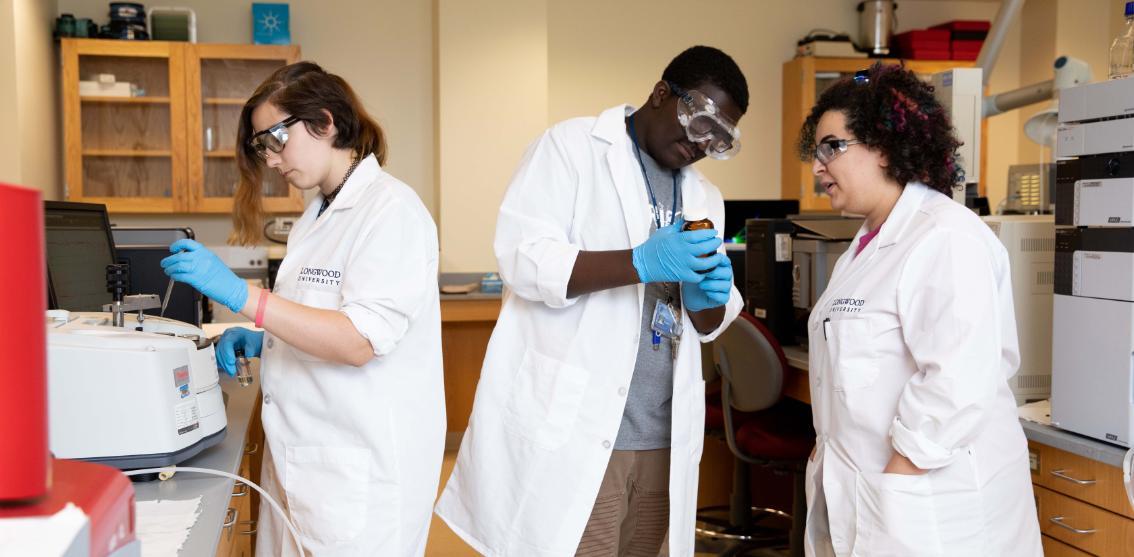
[627,115,679,230]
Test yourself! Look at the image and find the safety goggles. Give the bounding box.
[249,115,300,160]
[814,138,864,165]
[667,81,741,160]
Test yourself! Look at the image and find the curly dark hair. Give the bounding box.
[662,45,749,114]
[797,63,964,196]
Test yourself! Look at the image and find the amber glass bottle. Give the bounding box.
[683,206,715,273]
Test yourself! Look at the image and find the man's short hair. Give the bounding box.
[661,46,749,113]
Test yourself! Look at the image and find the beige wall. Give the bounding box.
[14,0,62,200]
[57,0,435,243]
[13,1,1128,266]
[436,0,549,272]
[0,0,18,186]
[0,0,60,199]
[1014,0,1116,189]
[544,0,1020,216]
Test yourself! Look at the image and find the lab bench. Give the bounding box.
[774,343,1134,555]
[132,363,264,557]
[438,273,502,442]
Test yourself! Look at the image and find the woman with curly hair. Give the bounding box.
[797,64,1041,556]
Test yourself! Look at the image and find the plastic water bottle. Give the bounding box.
[1110,1,1134,79]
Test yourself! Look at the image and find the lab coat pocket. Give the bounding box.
[826,318,880,391]
[284,446,372,548]
[290,289,344,362]
[504,348,589,451]
[856,472,943,556]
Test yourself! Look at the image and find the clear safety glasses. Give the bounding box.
[249,115,300,160]
[814,138,864,165]
[667,81,741,160]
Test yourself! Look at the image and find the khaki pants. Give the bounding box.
[576,449,670,557]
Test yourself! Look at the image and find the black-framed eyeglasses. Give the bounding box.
[249,115,300,160]
[853,69,870,85]
[815,138,864,165]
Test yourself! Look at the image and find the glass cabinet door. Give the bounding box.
[63,40,187,212]
[186,44,302,213]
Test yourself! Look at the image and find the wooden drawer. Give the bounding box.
[1035,485,1134,555]
[1041,534,1093,556]
[1029,441,1134,520]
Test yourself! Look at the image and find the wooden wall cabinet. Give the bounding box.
[62,39,302,214]
[781,56,984,212]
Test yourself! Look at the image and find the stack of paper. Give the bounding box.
[135,497,202,557]
[1017,399,1052,425]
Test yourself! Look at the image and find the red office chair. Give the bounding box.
[697,312,814,557]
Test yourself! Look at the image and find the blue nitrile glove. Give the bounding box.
[631,223,722,284]
[214,328,264,377]
[160,239,249,313]
[682,253,732,312]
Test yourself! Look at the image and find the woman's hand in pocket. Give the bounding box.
[883,451,927,475]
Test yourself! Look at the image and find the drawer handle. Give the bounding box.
[244,442,260,455]
[1050,469,1097,485]
[231,482,249,497]
[223,507,238,541]
[1049,516,1097,535]
[239,519,258,536]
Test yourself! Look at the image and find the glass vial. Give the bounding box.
[234,348,254,387]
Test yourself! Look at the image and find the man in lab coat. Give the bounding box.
[436,46,748,556]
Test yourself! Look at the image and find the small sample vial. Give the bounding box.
[234,347,254,387]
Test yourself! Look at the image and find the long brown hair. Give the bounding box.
[230,61,388,245]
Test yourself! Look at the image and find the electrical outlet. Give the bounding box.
[272,217,297,236]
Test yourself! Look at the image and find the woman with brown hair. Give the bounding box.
[161,61,445,556]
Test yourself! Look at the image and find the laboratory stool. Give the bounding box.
[696,312,814,557]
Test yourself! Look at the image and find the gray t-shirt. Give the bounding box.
[614,145,681,450]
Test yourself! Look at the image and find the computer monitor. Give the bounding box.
[44,201,117,312]
[723,199,800,243]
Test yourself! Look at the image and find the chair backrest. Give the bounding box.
[712,311,787,412]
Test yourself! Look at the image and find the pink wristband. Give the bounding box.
[255,289,269,328]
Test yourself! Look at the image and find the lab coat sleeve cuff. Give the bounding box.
[889,416,958,470]
[697,284,743,343]
[339,305,399,357]
[534,242,582,309]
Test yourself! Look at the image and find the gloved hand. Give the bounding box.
[631,223,722,284]
[160,239,249,313]
[214,328,264,377]
[682,253,732,312]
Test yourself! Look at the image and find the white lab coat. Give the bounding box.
[804,182,1042,557]
[254,155,446,557]
[434,105,742,556]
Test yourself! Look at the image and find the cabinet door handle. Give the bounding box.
[244,442,260,455]
[232,482,249,497]
[1049,516,1097,535]
[1050,469,1097,485]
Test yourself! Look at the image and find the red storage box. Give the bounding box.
[951,50,980,61]
[894,29,950,58]
[932,20,991,32]
[932,20,991,41]
[952,39,985,53]
[905,49,952,61]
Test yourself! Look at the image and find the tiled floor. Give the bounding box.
[424,451,787,557]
